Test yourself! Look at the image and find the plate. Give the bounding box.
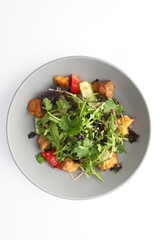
[7,56,150,199]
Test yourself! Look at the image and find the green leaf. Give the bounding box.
[56,100,71,111]
[74,145,90,158]
[68,118,82,136]
[59,115,71,131]
[115,105,123,115]
[39,113,50,126]
[59,132,68,141]
[89,147,99,160]
[104,98,123,115]
[83,138,93,148]
[59,115,82,136]
[37,126,45,134]
[49,122,60,150]
[89,160,104,182]
[48,115,60,124]
[104,98,117,113]
[97,144,102,152]
[91,166,104,182]
[36,153,46,164]
[43,98,53,111]
[73,138,93,158]
[44,128,50,136]
[116,143,127,153]
[43,135,53,142]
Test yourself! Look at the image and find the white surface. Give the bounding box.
[0,0,159,239]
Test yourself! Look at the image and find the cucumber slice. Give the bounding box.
[79,81,97,101]
[35,117,41,135]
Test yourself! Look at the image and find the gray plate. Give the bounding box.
[7,56,150,200]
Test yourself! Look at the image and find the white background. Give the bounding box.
[0,0,159,239]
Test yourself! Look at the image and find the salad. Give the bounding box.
[27,74,139,181]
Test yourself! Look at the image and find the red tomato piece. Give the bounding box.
[111,109,116,115]
[42,150,62,169]
[71,74,82,94]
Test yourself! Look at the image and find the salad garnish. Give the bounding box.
[27,74,139,181]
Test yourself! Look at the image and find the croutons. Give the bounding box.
[28,98,44,118]
[98,154,118,171]
[38,134,50,151]
[61,157,80,173]
[54,76,71,88]
[117,115,134,135]
[92,80,115,98]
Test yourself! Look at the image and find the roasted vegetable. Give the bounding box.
[98,154,118,171]
[62,157,80,172]
[38,134,50,151]
[92,80,115,98]
[79,81,96,101]
[117,115,134,135]
[28,98,44,118]
[54,76,71,88]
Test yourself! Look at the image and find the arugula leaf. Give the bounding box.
[43,98,53,111]
[89,147,100,160]
[81,161,91,176]
[109,115,116,133]
[38,114,50,126]
[48,115,60,124]
[117,145,127,153]
[36,125,45,134]
[43,135,54,142]
[36,153,46,164]
[90,165,104,182]
[44,128,50,136]
[38,112,59,126]
[48,122,60,150]
[59,132,68,141]
[83,160,104,182]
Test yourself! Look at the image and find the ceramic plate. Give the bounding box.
[7,56,150,199]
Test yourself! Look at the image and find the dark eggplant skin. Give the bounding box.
[28,132,37,139]
[110,163,122,173]
[41,90,60,106]
[125,128,139,143]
